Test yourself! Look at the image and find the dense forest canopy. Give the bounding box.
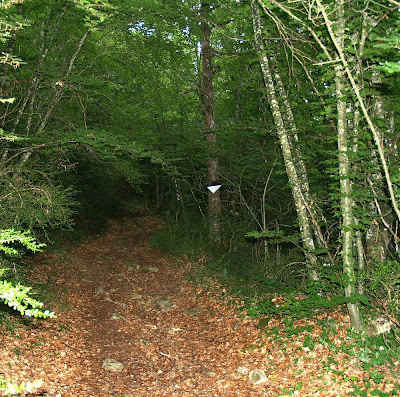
[1,0,400,332]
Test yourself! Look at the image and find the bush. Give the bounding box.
[0,229,56,319]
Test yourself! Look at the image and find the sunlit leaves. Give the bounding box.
[0,229,45,257]
[0,229,55,319]
[0,377,44,396]
[0,280,56,318]
[72,0,113,26]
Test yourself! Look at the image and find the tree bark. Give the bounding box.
[200,3,221,243]
[250,0,319,280]
[334,0,362,330]
[274,70,332,260]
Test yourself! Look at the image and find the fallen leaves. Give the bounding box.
[0,216,398,396]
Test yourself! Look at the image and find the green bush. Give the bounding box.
[0,228,55,396]
[366,259,400,323]
[0,229,56,319]
[0,172,77,232]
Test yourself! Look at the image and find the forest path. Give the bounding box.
[1,216,395,396]
[1,217,272,396]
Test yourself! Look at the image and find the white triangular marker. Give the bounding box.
[207,184,222,194]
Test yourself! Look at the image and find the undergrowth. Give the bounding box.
[150,213,302,293]
[151,214,400,395]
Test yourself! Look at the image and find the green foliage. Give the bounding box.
[373,16,400,74]
[350,332,398,369]
[0,0,399,344]
[72,0,112,25]
[0,229,44,257]
[0,98,15,104]
[246,229,286,242]
[0,376,44,396]
[0,128,24,142]
[0,280,56,318]
[150,213,210,257]
[247,288,347,321]
[322,322,399,370]
[365,259,400,322]
[0,228,55,319]
[245,229,301,251]
[0,0,27,45]
[0,173,77,231]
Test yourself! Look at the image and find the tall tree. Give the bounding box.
[200,2,221,243]
[333,0,362,330]
[250,0,320,280]
[257,0,400,327]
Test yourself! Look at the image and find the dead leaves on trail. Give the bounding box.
[0,217,398,396]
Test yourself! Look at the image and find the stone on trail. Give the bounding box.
[130,292,143,300]
[248,369,268,385]
[152,296,174,312]
[102,358,124,371]
[183,307,202,318]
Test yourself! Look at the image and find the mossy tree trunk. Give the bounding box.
[334,0,362,331]
[250,0,319,281]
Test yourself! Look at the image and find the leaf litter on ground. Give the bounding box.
[0,216,398,396]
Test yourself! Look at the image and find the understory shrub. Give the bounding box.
[0,229,56,396]
[0,229,56,318]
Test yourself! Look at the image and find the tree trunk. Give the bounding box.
[334,0,362,330]
[350,104,366,295]
[200,3,221,243]
[250,0,319,280]
[366,70,394,263]
[274,69,332,259]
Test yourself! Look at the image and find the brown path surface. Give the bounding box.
[0,217,397,396]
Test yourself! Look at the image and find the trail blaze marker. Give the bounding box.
[207,184,222,194]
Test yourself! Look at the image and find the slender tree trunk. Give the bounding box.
[274,71,311,200]
[250,0,319,280]
[25,91,36,134]
[350,105,366,295]
[274,70,332,259]
[350,19,369,295]
[335,0,362,330]
[366,70,394,263]
[316,0,400,225]
[200,3,221,243]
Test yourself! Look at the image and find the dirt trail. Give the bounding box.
[1,216,396,396]
[1,217,269,396]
